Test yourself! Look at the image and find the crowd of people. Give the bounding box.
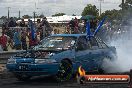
[0,16,98,51]
[66,17,97,34]
[0,17,52,51]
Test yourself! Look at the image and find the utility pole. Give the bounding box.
[19,10,21,19]
[33,2,36,23]
[122,0,125,11]
[7,7,11,20]
[33,11,36,23]
[99,0,104,16]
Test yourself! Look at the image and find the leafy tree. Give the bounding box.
[100,9,121,20]
[39,14,45,18]
[81,4,99,17]
[11,17,18,20]
[52,13,66,17]
[72,14,76,16]
[22,15,32,19]
[0,16,7,19]
[119,0,132,10]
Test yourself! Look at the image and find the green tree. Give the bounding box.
[22,15,32,19]
[0,16,7,19]
[119,0,132,10]
[39,14,45,18]
[52,13,66,17]
[118,0,132,21]
[81,4,99,17]
[101,9,121,20]
[72,14,76,16]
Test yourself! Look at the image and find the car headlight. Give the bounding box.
[7,57,16,64]
[35,59,57,64]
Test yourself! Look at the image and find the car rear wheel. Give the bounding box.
[14,73,31,81]
[55,60,73,82]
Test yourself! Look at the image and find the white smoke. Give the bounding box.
[103,19,132,73]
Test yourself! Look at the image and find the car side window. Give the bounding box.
[89,37,98,49]
[96,37,108,49]
[77,36,91,51]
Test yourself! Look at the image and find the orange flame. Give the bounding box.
[78,66,86,76]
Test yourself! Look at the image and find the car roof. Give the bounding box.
[51,34,87,38]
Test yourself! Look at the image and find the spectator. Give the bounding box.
[90,19,97,33]
[41,17,53,38]
[20,19,26,27]
[66,24,70,34]
[78,20,85,33]
[5,27,14,49]
[8,17,16,27]
[74,17,79,33]
[69,18,75,34]
[0,31,9,51]
[21,29,27,50]
[2,21,8,31]
[13,29,21,50]
[36,19,42,40]
[28,31,38,49]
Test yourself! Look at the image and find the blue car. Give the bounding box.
[6,34,116,81]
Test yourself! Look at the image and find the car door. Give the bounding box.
[75,36,92,71]
[88,37,106,71]
[96,37,111,60]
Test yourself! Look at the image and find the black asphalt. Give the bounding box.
[0,76,129,88]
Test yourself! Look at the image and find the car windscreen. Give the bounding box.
[35,36,76,50]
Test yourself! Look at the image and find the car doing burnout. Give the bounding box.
[6,34,116,81]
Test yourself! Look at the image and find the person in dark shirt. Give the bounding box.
[36,19,43,40]
[41,17,53,37]
[74,17,79,33]
[2,22,8,31]
[90,19,97,33]
[8,17,16,27]
[21,29,27,50]
[20,19,26,27]
[69,18,75,34]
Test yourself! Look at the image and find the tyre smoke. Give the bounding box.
[103,19,132,73]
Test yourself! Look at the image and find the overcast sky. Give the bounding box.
[0,0,122,17]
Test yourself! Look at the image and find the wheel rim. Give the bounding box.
[56,60,73,81]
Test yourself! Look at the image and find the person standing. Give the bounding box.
[28,19,39,49]
[20,19,26,27]
[21,29,27,50]
[0,31,8,51]
[36,19,42,41]
[28,31,38,49]
[74,17,79,33]
[41,17,53,38]
[69,18,75,34]
[13,29,21,50]
[8,17,16,27]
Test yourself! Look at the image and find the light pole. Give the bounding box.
[98,0,104,16]
[33,11,36,23]
[19,10,21,19]
[36,8,41,17]
[7,7,11,20]
[122,0,125,11]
